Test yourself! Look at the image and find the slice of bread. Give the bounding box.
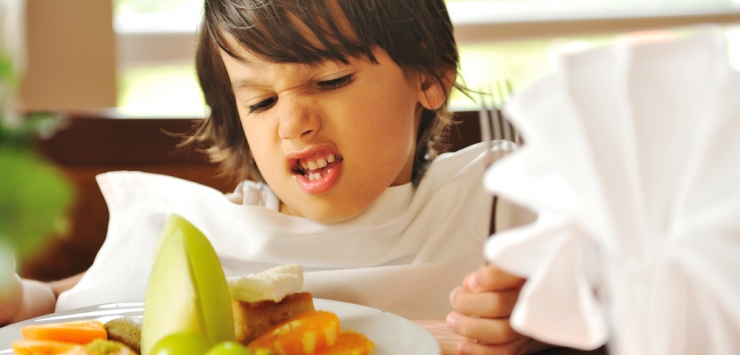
[232,292,315,345]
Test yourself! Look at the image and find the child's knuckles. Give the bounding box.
[450,287,476,310]
[500,323,525,344]
[449,286,462,307]
[464,289,519,318]
[451,313,477,338]
[477,265,514,290]
[464,272,482,291]
[462,317,521,345]
[453,291,500,317]
[454,314,498,341]
[495,289,522,317]
[475,293,506,317]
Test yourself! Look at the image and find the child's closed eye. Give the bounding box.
[317,74,354,90]
[249,97,277,113]
[247,74,354,113]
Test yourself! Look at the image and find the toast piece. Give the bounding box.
[232,291,315,345]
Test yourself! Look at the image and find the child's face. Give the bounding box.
[220,44,435,223]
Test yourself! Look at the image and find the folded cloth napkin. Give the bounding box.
[483,27,740,354]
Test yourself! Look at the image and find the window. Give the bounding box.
[114,0,740,115]
[114,0,204,116]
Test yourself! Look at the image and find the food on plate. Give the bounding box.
[12,339,136,355]
[12,339,80,355]
[140,214,234,355]
[130,215,373,355]
[228,265,316,345]
[104,317,142,354]
[229,265,375,354]
[247,311,340,355]
[20,320,107,344]
[14,321,136,355]
[246,311,375,355]
[75,339,137,355]
[7,214,381,355]
[148,332,210,355]
[231,292,315,345]
[228,264,304,303]
[204,341,262,355]
[313,331,374,355]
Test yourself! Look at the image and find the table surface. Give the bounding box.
[414,320,608,355]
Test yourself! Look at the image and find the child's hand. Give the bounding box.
[0,252,61,326]
[0,275,56,326]
[0,273,24,325]
[447,264,550,355]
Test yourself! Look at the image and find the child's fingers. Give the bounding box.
[449,287,520,318]
[446,311,522,345]
[0,274,23,326]
[464,264,525,292]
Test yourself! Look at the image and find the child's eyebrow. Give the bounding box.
[231,78,263,92]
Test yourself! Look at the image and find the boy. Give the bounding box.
[3,0,541,353]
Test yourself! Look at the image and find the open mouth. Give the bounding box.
[291,153,344,180]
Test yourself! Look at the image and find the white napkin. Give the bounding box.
[483,27,740,354]
[57,142,502,320]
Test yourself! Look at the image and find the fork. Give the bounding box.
[478,81,521,165]
[478,81,520,236]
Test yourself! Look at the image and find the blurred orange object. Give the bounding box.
[12,339,81,355]
[315,331,374,355]
[21,320,107,344]
[248,311,340,355]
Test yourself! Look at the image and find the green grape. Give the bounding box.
[150,332,210,355]
[205,341,253,355]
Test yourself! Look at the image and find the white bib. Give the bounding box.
[58,142,507,319]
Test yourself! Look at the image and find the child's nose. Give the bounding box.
[277,96,320,141]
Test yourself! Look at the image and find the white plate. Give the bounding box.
[0,299,440,355]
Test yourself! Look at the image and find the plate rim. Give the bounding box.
[0,298,441,355]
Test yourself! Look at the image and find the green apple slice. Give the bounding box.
[141,214,235,355]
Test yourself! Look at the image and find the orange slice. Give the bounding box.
[315,331,374,355]
[248,311,340,355]
[12,339,82,355]
[21,320,107,344]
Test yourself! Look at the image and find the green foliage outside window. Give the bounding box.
[0,52,73,284]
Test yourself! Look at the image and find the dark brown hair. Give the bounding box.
[184,0,462,185]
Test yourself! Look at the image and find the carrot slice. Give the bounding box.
[315,331,374,355]
[21,320,107,344]
[248,311,341,355]
[12,339,82,355]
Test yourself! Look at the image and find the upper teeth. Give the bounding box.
[301,154,335,171]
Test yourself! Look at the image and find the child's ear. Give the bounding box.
[417,69,455,110]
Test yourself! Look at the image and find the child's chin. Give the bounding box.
[287,200,367,225]
[305,208,364,225]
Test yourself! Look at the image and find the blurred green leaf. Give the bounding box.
[1,113,61,148]
[2,48,74,271]
[0,53,14,84]
[3,49,75,278]
[0,144,74,259]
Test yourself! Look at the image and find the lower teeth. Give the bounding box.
[303,168,333,181]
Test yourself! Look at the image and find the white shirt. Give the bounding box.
[57,142,512,319]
